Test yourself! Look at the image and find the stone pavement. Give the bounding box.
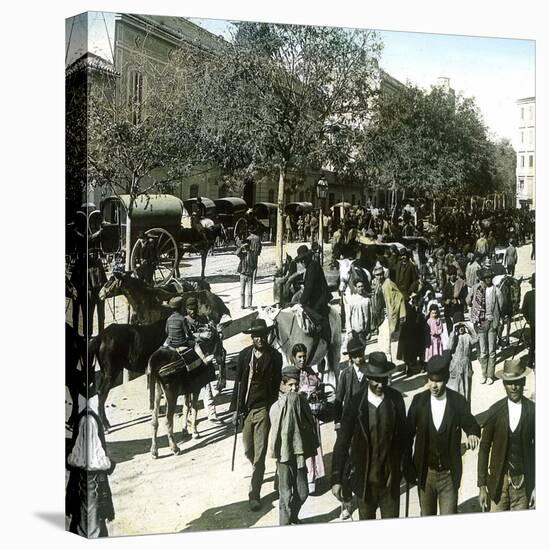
[66,242,535,535]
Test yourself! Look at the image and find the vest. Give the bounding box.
[427,413,451,471]
[367,399,393,486]
[506,418,525,476]
[165,312,188,348]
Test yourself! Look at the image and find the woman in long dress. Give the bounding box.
[447,314,478,404]
[292,343,325,495]
[425,304,444,361]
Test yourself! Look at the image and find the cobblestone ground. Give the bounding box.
[66,242,535,536]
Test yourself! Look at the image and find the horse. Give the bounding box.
[256,304,342,389]
[65,323,88,428]
[147,347,219,458]
[495,275,522,347]
[99,271,231,326]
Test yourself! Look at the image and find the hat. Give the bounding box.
[185,296,198,308]
[373,265,385,275]
[295,245,314,262]
[399,248,408,256]
[364,352,397,378]
[495,358,531,381]
[446,265,457,276]
[343,333,366,355]
[426,352,451,376]
[480,267,494,279]
[168,296,184,310]
[243,318,273,335]
[282,365,301,379]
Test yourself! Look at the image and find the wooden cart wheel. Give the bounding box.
[130,228,179,287]
[234,217,248,243]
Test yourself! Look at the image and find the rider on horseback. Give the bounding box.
[295,245,332,344]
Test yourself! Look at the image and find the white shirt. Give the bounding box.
[367,387,384,408]
[346,294,371,334]
[507,399,522,432]
[431,393,448,431]
[353,365,365,383]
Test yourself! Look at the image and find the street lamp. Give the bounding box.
[316,174,329,265]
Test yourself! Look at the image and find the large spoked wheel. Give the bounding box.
[234,217,248,243]
[130,228,179,287]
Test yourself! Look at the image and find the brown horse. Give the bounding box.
[99,271,231,325]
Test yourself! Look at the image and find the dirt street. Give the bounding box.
[66,242,535,535]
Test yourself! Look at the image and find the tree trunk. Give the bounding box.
[275,164,286,269]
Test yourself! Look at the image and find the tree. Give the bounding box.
[199,22,382,266]
[87,42,211,267]
[354,83,497,202]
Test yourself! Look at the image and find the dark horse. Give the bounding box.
[65,323,88,428]
[148,348,217,458]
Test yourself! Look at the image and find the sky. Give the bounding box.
[67,13,535,149]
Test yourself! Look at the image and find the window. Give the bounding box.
[520,131,524,144]
[520,107,524,120]
[268,188,275,203]
[519,178,524,190]
[520,156,525,168]
[529,155,534,168]
[129,71,144,125]
[529,105,534,121]
[299,190,305,202]
[528,129,534,145]
[218,184,227,199]
[328,193,335,207]
[351,194,356,205]
[189,184,199,198]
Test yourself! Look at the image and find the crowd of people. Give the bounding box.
[228,202,535,525]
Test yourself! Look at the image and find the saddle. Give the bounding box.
[157,346,204,378]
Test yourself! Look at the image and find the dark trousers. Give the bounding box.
[419,468,458,516]
[242,407,270,500]
[358,483,400,519]
[278,459,309,525]
[493,474,529,511]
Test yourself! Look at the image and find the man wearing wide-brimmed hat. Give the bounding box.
[467,266,503,384]
[229,318,282,511]
[478,358,535,512]
[332,351,407,520]
[406,353,480,516]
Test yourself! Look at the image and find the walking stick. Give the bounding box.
[405,482,410,518]
[231,379,242,472]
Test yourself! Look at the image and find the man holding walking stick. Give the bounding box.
[229,319,282,511]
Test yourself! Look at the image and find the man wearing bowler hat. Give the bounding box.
[332,333,369,518]
[332,351,408,519]
[467,267,503,385]
[406,352,480,515]
[230,318,283,511]
[478,358,535,512]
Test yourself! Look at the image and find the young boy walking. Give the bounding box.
[269,365,319,525]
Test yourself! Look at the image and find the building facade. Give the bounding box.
[516,97,535,209]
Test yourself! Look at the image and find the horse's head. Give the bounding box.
[98,272,123,300]
[337,258,356,292]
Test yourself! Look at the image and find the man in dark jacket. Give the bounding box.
[478,358,535,512]
[296,244,331,342]
[442,265,468,333]
[332,334,368,518]
[395,249,419,300]
[230,319,283,511]
[332,351,407,519]
[406,352,481,515]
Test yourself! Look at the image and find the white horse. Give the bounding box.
[256,304,342,389]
